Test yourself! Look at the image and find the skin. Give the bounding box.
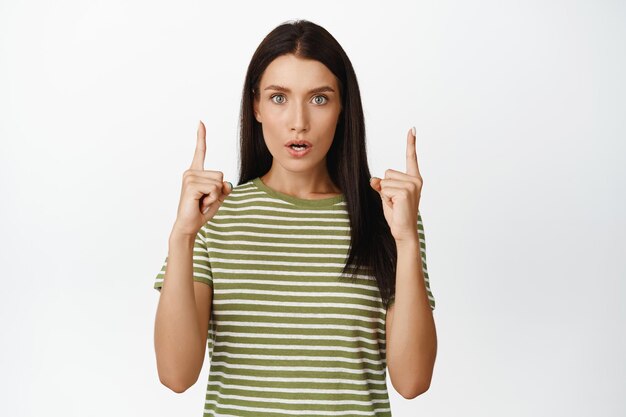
[253,53,343,198]
[370,129,438,398]
[254,53,437,397]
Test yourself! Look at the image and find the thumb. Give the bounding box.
[371,177,392,209]
[223,181,233,196]
[369,177,381,194]
[201,181,233,214]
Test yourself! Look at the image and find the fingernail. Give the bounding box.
[227,181,233,189]
[411,126,416,136]
[202,206,210,214]
[369,177,373,182]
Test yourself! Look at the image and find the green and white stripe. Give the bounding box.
[155,177,435,416]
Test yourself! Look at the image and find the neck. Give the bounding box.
[260,167,341,199]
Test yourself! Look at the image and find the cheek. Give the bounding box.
[259,119,283,152]
[260,100,284,117]
[259,108,284,133]
[317,111,340,137]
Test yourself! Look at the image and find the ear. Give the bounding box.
[253,95,262,123]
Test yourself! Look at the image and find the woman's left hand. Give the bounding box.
[370,127,423,243]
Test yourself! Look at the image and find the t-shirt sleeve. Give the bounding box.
[387,210,435,311]
[153,225,214,292]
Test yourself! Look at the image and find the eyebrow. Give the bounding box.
[263,84,336,94]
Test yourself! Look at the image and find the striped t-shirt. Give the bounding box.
[154,176,435,416]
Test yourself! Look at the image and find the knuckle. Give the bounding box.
[204,170,223,181]
[207,192,219,203]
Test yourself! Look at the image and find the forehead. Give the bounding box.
[259,54,338,92]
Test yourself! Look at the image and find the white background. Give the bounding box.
[1,0,625,416]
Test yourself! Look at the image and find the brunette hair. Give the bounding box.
[237,19,397,309]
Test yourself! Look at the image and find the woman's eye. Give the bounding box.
[270,94,286,104]
[269,94,328,105]
[313,95,328,105]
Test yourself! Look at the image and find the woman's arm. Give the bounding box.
[386,238,437,399]
[154,231,212,393]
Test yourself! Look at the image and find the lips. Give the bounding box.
[285,139,313,148]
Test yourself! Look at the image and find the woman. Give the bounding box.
[154,19,436,416]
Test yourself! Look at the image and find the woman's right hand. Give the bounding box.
[171,120,233,238]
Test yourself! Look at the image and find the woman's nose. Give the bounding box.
[290,103,309,132]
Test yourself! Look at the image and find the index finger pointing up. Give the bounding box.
[190,120,206,170]
[406,126,420,177]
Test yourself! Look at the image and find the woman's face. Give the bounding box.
[253,53,342,175]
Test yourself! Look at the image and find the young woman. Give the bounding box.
[154,19,436,416]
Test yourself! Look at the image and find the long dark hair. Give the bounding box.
[237,19,397,309]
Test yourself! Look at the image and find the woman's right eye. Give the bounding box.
[270,94,286,104]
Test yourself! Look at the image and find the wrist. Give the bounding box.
[169,226,197,245]
[395,242,419,254]
[395,233,419,248]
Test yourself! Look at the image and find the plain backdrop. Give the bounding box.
[1,0,624,416]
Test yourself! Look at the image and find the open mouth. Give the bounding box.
[285,141,313,157]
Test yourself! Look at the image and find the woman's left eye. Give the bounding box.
[312,95,328,105]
